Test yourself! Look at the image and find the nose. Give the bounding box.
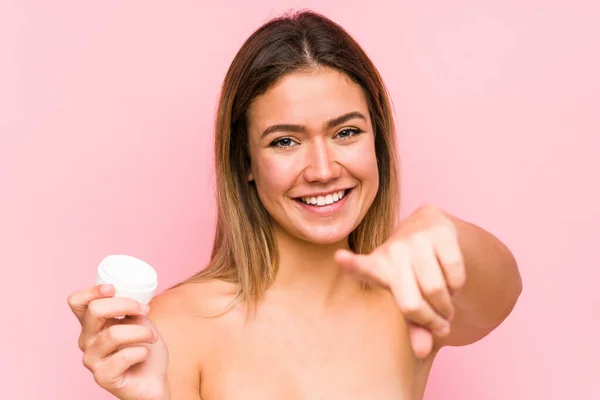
[302,139,341,183]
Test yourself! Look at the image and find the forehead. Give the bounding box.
[247,68,370,131]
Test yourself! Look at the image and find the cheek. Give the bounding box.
[253,154,300,194]
[339,139,379,183]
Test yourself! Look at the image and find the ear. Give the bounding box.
[248,171,254,182]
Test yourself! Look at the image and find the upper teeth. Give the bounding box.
[301,190,346,206]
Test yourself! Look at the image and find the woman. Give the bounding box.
[68,10,522,400]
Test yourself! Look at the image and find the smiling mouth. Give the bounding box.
[295,189,350,207]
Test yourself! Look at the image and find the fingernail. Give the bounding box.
[100,284,112,295]
[435,325,450,337]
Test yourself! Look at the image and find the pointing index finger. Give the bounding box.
[335,249,390,288]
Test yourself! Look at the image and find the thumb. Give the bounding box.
[408,323,434,359]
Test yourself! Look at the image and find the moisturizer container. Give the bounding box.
[96,254,158,305]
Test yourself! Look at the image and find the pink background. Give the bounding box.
[2,1,599,399]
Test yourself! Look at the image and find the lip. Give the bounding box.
[292,188,353,216]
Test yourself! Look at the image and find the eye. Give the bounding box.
[335,127,363,140]
[269,137,299,148]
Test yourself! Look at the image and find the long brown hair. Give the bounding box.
[178,9,400,305]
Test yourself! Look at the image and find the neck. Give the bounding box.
[268,225,362,308]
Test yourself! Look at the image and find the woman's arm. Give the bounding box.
[435,213,523,347]
[337,204,523,356]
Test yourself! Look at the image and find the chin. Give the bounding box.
[295,225,355,246]
[302,235,348,246]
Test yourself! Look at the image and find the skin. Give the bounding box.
[68,67,522,400]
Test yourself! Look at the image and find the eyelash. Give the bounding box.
[269,128,364,148]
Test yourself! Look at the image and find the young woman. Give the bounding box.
[68,10,522,400]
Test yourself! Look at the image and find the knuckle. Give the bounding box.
[408,232,430,247]
[413,311,436,328]
[93,371,108,387]
[85,335,97,351]
[434,223,457,239]
[104,325,118,343]
[82,352,94,370]
[386,241,409,260]
[87,301,102,318]
[77,337,85,351]
[399,299,423,316]
[78,334,94,351]
[66,294,77,309]
[448,278,466,292]
[426,317,440,329]
[112,374,127,390]
[422,284,446,298]
[437,316,450,328]
[120,348,134,364]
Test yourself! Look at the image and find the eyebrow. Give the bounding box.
[260,111,367,139]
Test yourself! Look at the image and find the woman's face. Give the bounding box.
[246,67,379,245]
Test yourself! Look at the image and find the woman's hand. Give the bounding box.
[68,284,169,400]
[335,204,466,358]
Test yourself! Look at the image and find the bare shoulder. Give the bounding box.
[150,279,239,319]
[149,278,240,348]
[148,279,239,397]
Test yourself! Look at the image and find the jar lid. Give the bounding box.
[97,255,158,292]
